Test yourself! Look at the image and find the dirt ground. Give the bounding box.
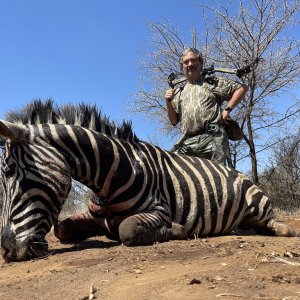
[0,214,299,300]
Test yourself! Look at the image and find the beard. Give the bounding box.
[183,66,201,82]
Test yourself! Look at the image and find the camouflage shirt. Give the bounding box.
[172,76,242,135]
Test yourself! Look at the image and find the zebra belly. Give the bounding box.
[186,209,246,237]
[172,192,248,237]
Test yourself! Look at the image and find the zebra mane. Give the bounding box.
[4,99,139,142]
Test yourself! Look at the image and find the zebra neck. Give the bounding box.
[68,133,135,203]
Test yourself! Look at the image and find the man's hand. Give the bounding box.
[221,109,231,124]
[165,89,175,102]
[165,89,179,125]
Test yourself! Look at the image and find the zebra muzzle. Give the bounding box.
[27,238,49,260]
[1,226,48,262]
[1,226,18,262]
[1,247,17,263]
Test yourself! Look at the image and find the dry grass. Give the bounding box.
[273,207,300,221]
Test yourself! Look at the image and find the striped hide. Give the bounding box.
[0,100,297,262]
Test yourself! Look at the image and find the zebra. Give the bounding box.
[0,100,297,262]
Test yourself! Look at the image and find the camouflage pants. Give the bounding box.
[173,125,228,165]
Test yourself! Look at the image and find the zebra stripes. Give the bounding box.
[0,100,296,262]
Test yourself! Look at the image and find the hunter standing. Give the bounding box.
[165,48,248,165]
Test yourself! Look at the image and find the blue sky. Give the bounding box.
[0,0,202,149]
[0,1,299,173]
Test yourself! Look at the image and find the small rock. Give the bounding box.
[295,278,300,284]
[284,251,293,258]
[272,275,291,284]
[215,275,224,281]
[189,278,201,285]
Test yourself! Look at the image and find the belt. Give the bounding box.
[186,129,206,138]
[186,123,222,138]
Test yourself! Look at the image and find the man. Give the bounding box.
[165,48,248,165]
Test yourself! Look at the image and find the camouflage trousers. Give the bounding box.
[172,125,229,165]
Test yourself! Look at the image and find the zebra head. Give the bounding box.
[0,120,72,262]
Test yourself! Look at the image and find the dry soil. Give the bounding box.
[0,215,299,300]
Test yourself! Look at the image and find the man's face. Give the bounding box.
[181,51,202,81]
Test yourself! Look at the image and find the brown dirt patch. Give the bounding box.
[1,216,300,300]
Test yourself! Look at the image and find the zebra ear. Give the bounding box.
[0,120,28,142]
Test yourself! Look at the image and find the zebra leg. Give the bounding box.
[118,212,187,246]
[54,211,109,242]
[240,217,297,237]
[264,219,297,237]
[240,186,298,237]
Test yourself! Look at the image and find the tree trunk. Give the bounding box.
[245,113,259,184]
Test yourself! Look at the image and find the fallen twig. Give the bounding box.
[269,256,300,266]
[216,293,244,298]
[79,285,98,300]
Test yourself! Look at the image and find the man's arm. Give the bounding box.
[222,83,248,123]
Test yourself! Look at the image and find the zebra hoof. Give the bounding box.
[54,218,76,242]
[119,217,145,246]
[171,222,188,240]
[54,211,102,242]
[267,219,297,237]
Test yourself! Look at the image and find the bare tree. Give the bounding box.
[59,180,91,219]
[0,177,3,214]
[0,151,3,215]
[260,130,300,210]
[129,0,300,183]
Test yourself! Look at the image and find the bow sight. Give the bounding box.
[168,57,261,89]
